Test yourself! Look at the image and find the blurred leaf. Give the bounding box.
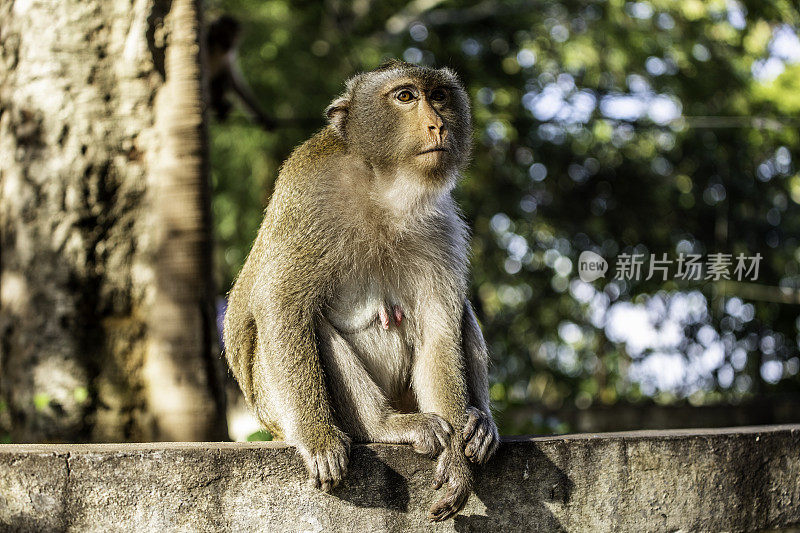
[33,393,50,412]
[246,429,273,441]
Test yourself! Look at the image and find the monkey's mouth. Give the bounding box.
[417,147,448,156]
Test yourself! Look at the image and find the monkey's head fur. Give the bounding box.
[325,60,472,184]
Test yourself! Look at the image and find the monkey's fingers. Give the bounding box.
[427,478,471,522]
[469,427,498,465]
[464,422,486,460]
[462,407,482,442]
[428,414,453,454]
[307,446,348,493]
[315,454,333,492]
[305,453,322,490]
[335,448,349,476]
[486,434,500,463]
[463,408,499,464]
[413,429,446,458]
[432,427,450,453]
[437,416,454,437]
[432,449,450,490]
[325,450,344,489]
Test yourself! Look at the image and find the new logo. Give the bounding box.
[578,251,608,282]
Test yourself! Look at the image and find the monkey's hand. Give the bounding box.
[385,412,452,458]
[296,426,351,493]
[462,407,499,465]
[411,413,453,457]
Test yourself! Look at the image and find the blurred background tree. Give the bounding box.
[209,0,800,437]
[0,0,227,443]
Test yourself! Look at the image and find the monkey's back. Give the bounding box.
[223,126,351,406]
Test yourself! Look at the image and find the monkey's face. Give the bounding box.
[328,63,472,183]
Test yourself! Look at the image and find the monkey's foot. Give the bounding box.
[378,303,404,330]
[297,428,351,493]
[462,407,499,465]
[428,447,472,521]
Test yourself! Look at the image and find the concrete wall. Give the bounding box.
[1,425,798,532]
[501,394,800,433]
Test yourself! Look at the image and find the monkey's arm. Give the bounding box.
[248,226,348,492]
[461,300,500,465]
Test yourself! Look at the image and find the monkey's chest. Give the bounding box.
[325,280,414,396]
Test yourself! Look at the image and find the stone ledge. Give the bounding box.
[1,425,798,532]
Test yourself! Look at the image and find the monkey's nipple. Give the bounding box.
[378,304,404,330]
[378,305,391,330]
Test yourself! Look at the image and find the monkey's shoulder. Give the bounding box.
[264,126,347,224]
[278,126,347,182]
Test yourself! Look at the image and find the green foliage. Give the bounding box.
[209,0,800,432]
[73,387,89,404]
[33,393,50,412]
[753,64,800,113]
[246,429,273,441]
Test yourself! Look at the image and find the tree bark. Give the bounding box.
[0,0,227,442]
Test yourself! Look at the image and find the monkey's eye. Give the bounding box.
[396,90,415,102]
[430,88,448,102]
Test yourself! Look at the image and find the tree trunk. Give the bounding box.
[0,0,227,442]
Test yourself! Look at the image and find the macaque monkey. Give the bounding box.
[223,60,499,521]
[206,15,275,130]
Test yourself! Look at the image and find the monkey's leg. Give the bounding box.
[461,300,500,465]
[317,317,452,457]
[411,303,474,522]
[250,318,350,494]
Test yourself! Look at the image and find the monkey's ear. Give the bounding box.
[325,96,349,136]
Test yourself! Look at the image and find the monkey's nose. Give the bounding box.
[427,122,445,142]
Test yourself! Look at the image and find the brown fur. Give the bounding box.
[223,61,498,521]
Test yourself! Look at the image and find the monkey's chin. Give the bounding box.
[414,151,453,181]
